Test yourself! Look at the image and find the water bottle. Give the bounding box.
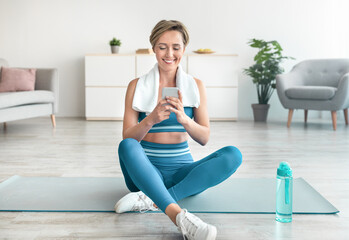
[276,162,293,223]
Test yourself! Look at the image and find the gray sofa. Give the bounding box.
[0,58,59,127]
[276,59,349,130]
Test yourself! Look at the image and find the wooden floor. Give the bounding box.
[0,117,348,240]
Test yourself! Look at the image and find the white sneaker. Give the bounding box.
[114,191,159,213]
[176,209,217,240]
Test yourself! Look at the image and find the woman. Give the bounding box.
[116,20,242,240]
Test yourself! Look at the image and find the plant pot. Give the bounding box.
[111,46,120,54]
[252,104,270,122]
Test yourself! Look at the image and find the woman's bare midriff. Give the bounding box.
[142,132,189,144]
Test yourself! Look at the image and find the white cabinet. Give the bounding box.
[206,87,238,119]
[187,55,238,86]
[135,55,157,77]
[85,54,134,120]
[187,55,239,120]
[86,87,126,119]
[85,55,135,86]
[85,54,238,120]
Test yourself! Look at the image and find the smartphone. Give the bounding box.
[162,87,179,100]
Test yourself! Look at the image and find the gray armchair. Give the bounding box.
[0,58,59,127]
[276,59,349,130]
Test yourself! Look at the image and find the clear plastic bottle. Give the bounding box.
[276,162,293,223]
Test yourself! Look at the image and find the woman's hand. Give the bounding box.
[147,99,172,125]
[166,90,190,125]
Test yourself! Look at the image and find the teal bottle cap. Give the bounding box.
[277,161,293,177]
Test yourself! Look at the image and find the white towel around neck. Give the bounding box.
[132,63,200,114]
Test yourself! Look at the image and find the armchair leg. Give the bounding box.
[344,109,348,125]
[3,122,6,129]
[287,109,294,128]
[51,114,56,128]
[304,110,308,123]
[331,111,337,130]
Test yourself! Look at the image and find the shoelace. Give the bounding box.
[131,193,158,213]
[178,211,199,240]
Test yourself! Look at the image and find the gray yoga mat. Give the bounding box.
[0,176,339,213]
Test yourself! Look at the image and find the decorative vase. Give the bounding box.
[111,46,120,54]
[252,104,270,122]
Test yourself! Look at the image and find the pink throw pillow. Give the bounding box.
[0,67,36,92]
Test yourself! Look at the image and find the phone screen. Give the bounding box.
[162,87,179,99]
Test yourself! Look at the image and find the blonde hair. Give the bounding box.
[149,20,189,49]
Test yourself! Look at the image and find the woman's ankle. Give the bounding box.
[165,203,182,225]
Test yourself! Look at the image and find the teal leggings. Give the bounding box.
[118,138,242,212]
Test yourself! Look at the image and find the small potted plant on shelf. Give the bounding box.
[244,38,293,122]
[109,37,122,54]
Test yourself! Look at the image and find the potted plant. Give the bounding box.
[109,37,122,54]
[244,39,293,122]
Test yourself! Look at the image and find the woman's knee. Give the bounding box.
[220,146,242,171]
[118,138,141,164]
[118,138,139,154]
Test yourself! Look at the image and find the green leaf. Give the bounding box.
[244,38,295,104]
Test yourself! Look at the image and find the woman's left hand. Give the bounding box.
[166,90,190,125]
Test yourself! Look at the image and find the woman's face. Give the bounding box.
[153,30,185,73]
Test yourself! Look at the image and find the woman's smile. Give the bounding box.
[163,58,177,64]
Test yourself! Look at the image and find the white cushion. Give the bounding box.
[0,90,54,109]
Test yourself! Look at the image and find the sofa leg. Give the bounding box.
[344,109,348,125]
[331,111,337,130]
[51,114,56,128]
[287,109,294,128]
[304,110,308,123]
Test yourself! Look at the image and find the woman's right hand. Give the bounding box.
[147,99,172,125]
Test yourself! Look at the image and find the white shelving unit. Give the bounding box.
[85,53,238,121]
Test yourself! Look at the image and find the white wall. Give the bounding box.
[1,0,348,120]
